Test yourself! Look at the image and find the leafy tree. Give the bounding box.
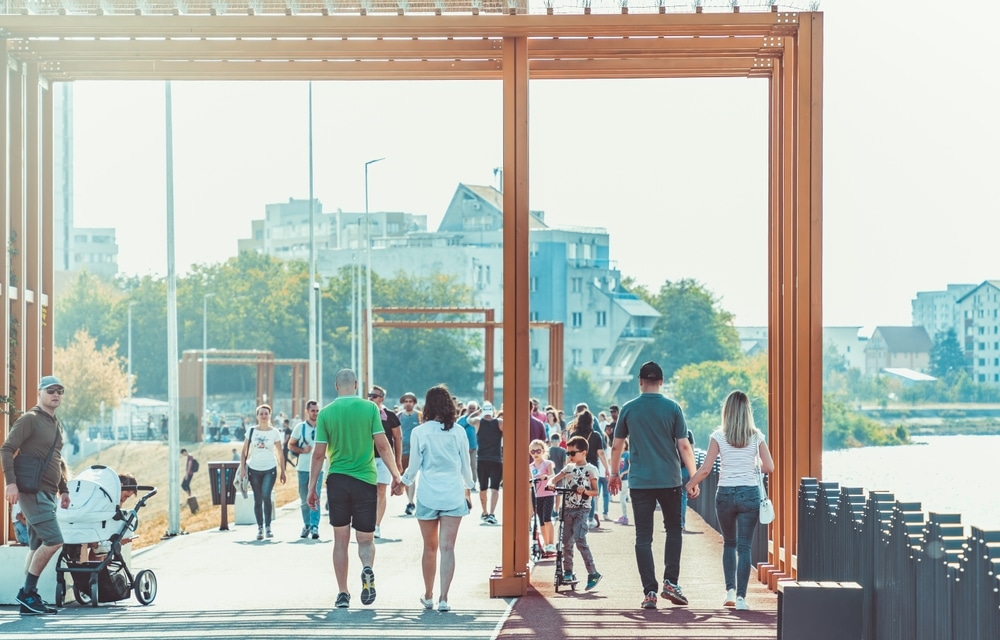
[929,328,968,378]
[563,369,606,417]
[53,329,130,433]
[671,353,768,447]
[822,393,908,449]
[54,270,122,348]
[632,278,740,383]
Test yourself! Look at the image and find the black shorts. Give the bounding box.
[326,473,377,532]
[477,459,503,491]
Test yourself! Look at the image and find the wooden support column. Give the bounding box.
[484,309,495,401]
[7,60,25,410]
[1,46,9,546]
[24,63,41,394]
[491,34,529,598]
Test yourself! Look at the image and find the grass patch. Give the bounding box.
[70,441,302,550]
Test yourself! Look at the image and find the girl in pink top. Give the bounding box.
[529,439,557,553]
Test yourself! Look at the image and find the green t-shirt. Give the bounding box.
[614,392,687,490]
[315,395,384,486]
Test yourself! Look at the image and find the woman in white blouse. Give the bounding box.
[686,390,774,611]
[400,385,474,613]
[239,404,287,541]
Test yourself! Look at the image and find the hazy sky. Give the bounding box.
[70,1,1000,329]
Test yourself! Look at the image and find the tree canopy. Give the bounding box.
[53,329,130,432]
[929,328,968,378]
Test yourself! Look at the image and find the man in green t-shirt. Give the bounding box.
[307,369,402,609]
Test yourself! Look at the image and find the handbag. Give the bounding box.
[757,466,775,525]
[234,428,255,499]
[13,427,60,494]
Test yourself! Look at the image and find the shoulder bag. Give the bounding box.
[757,465,775,525]
[13,424,60,494]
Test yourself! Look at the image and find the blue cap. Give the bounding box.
[38,375,63,390]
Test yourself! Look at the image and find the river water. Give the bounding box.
[822,435,1000,533]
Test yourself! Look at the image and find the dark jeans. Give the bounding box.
[247,467,277,527]
[716,485,760,597]
[631,486,683,595]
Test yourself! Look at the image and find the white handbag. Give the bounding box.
[757,466,775,525]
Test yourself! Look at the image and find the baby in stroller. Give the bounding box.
[54,465,158,607]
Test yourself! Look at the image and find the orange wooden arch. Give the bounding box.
[1,6,822,598]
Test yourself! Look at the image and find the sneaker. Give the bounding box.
[480,513,489,522]
[723,588,737,607]
[335,592,351,608]
[311,526,319,540]
[593,514,600,528]
[360,566,376,605]
[735,596,750,610]
[405,503,415,516]
[661,579,689,606]
[374,526,381,539]
[485,514,498,525]
[587,518,597,529]
[419,595,434,610]
[586,572,603,591]
[256,527,264,541]
[615,516,629,525]
[300,526,310,539]
[544,544,556,554]
[16,589,55,615]
[562,572,576,583]
[641,591,658,609]
[265,526,274,538]
[437,600,450,612]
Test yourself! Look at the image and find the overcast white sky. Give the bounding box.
[70,0,1000,329]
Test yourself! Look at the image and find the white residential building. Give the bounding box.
[912,284,976,340]
[956,281,1000,384]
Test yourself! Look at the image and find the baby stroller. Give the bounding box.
[53,465,159,607]
[552,486,579,592]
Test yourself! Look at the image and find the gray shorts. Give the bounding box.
[415,498,471,521]
[19,491,64,550]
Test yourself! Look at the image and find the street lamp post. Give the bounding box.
[364,157,385,394]
[307,81,318,403]
[203,293,215,435]
[314,281,323,404]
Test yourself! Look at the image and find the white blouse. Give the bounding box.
[401,420,474,511]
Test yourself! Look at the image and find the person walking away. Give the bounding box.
[308,369,402,609]
[458,401,480,490]
[239,404,287,541]
[469,402,502,524]
[529,439,557,553]
[609,361,698,610]
[180,449,197,496]
[368,385,402,539]
[614,440,631,525]
[0,375,71,615]
[288,400,322,539]
[545,435,602,591]
[680,429,695,532]
[400,385,474,611]
[686,390,774,610]
[397,392,422,515]
[567,410,610,529]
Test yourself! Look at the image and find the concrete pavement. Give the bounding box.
[0,491,779,639]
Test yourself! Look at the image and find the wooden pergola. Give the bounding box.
[0,5,822,597]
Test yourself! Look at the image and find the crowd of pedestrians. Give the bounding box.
[2,361,773,616]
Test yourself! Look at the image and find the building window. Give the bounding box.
[592,348,604,365]
[531,349,539,367]
[529,311,539,322]
[979,358,986,367]
[571,349,583,366]
[530,242,539,257]
[530,277,538,293]
[979,327,986,335]
[979,374,986,382]
[571,277,583,293]
[572,312,583,328]
[979,342,986,350]
[596,311,607,327]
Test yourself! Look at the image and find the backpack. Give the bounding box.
[190,458,200,473]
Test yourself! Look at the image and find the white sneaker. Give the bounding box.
[723,589,736,607]
[374,526,381,539]
[735,596,750,610]
[437,600,450,612]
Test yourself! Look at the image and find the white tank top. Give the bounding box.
[711,429,761,487]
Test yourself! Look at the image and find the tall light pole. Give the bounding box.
[127,301,135,441]
[364,157,385,394]
[315,281,323,404]
[202,292,215,434]
[307,81,318,403]
[165,80,181,536]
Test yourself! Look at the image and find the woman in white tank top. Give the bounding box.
[686,391,774,611]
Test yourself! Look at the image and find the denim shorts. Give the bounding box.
[415,498,471,520]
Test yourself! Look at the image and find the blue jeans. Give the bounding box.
[298,470,325,529]
[589,476,611,519]
[715,485,760,597]
[631,486,683,594]
[247,467,276,527]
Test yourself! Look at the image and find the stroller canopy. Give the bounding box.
[58,465,125,544]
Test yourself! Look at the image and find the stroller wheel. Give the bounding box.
[133,569,158,605]
[73,582,94,607]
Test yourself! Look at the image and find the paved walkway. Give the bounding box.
[0,493,778,639]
